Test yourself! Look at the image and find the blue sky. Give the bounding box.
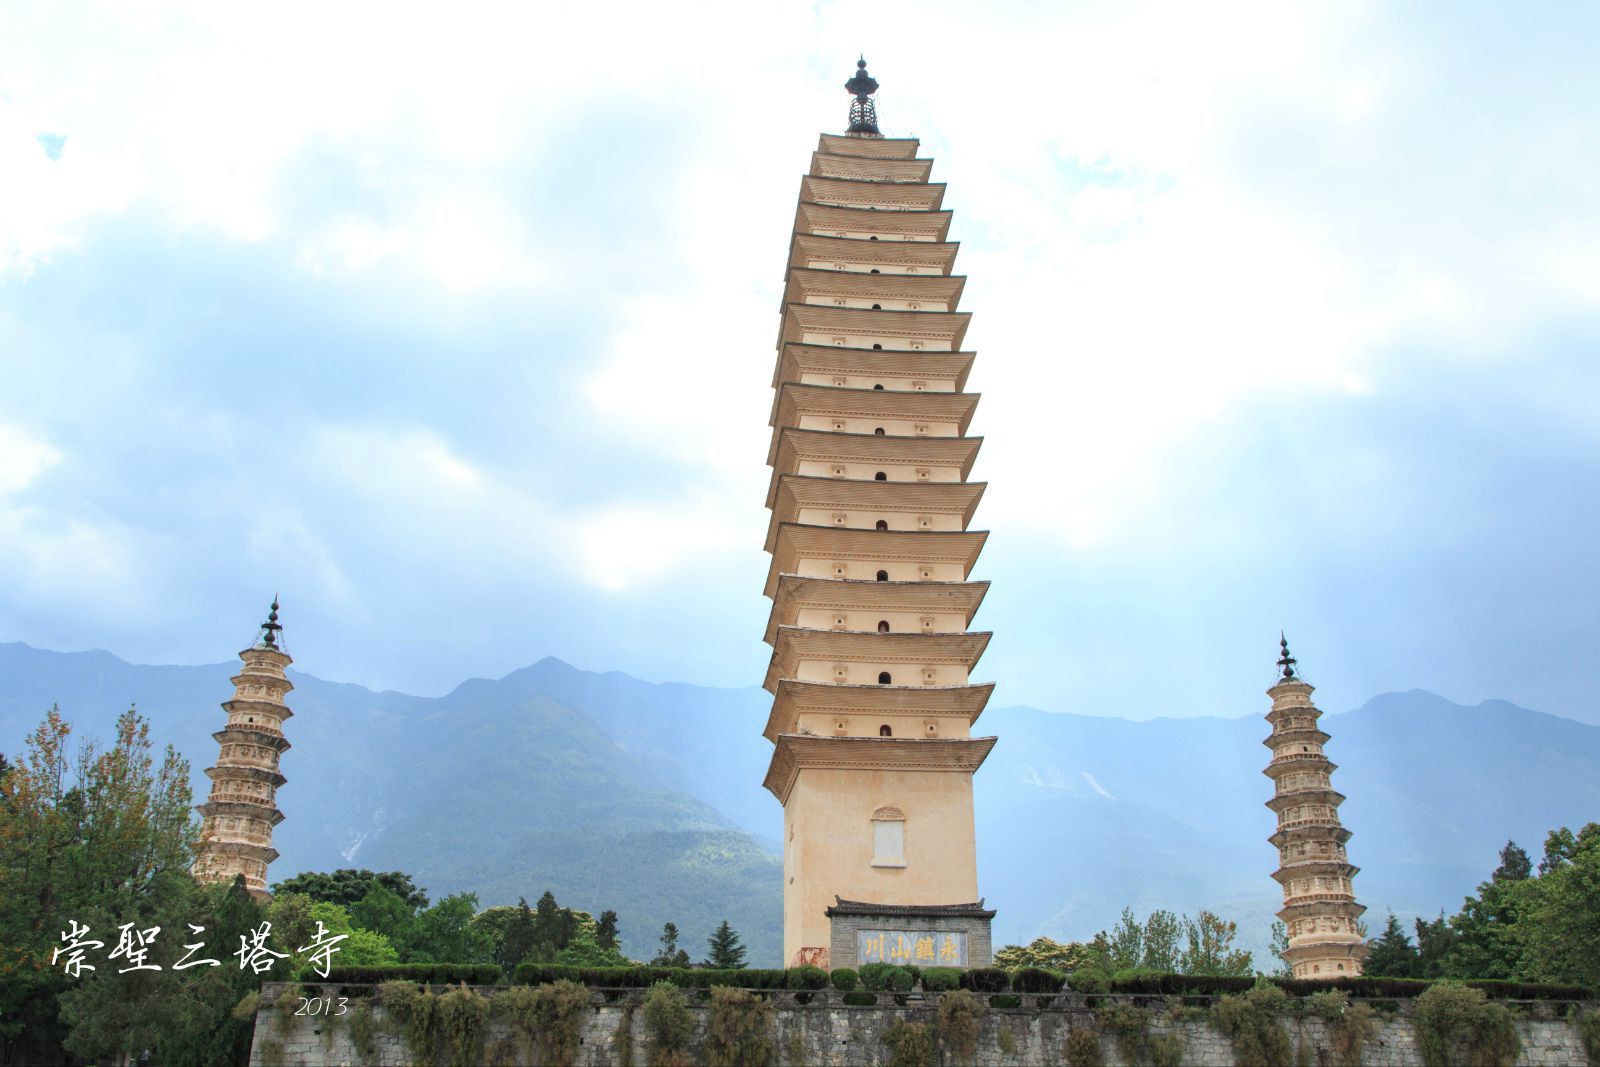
[2,1,1598,724]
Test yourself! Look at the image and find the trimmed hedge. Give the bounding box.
[787,965,829,990]
[859,963,916,992]
[960,968,1010,993]
[1109,973,1257,996]
[1012,967,1066,994]
[831,968,859,992]
[323,964,502,985]
[1463,979,1593,1001]
[921,967,962,992]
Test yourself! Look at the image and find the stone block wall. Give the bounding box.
[249,983,1593,1067]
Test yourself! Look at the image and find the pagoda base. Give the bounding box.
[824,898,995,970]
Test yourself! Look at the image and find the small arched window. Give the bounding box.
[876,569,888,581]
[873,383,885,390]
[869,235,879,241]
[879,724,893,736]
[870,268,881,274]
[878,672,892,685]
[874,427,885,436]
[875,519,888,530]
[874,471,887,481]
[871,303,882,310]
[872,343,884,350]
[877,620,890,633]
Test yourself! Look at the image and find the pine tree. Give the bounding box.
[705,919,748,969]
[1493,840,1532,883]
[596,909,620,951]
[652,921,690,967]
[1363,912,1418,977]
[497,897,538,971]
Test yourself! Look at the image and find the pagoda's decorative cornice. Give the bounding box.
[818,133,920,159]
[767,383,980,458]
[763,733,996,803]
[788,234,959,276]
[211,726,292,752]
[779,302,971,350]
[1261,726,1331,749]
[765,627,992,692]
[766,475,986,550]
[198,839,280,863]
[774,343,976,392]
[809,152,933,184]
[783,267,967,310]
[235,648,292,670]
[1265,788,1347,813]
[204,764,287,788]
[765,575,990,644]
[795,202,952,243]
[767,428,982,504]
[800,175,946,212]
[765,524,987,598]
[196,800,286,826]
[1263,755,1339,780]
[1275,899,1368,922]
[221,698,294,720]
[1269,824,1353,848]
[763,679,994,740]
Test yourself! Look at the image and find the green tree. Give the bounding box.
[596,909,620,951]
[652,921,691,967]
[557,929,631,966]
[1105,908,1144,970]
[1364,912,1418,977]
[992,936,1096,972]
[1179,910,1253,976]
[1140,910,1184,971]
[1413,912,1458,979]
[1267,921,1293,978]
[349,880,418,955]
[496,897,538,972]
[705,920,748,969]
[1518,822,1600,985]
[270,868,429,910]
[1492,840,1532,883]
[410,892,495,964]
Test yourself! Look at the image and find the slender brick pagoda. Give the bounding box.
[761,60,996,969]
[192,599,293,901]
[1264,636,1367,978]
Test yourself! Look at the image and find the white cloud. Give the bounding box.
[0,423,61,496]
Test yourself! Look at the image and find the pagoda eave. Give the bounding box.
[787,234,960,276]
[765,526,988,598]
[779,302,971,350]
[1265,788,1346,813]
[211,727,291,751]
[783,268,967,311]
[817,133,921,159]
[763,679,995,740]
[768,429,984,505]
[204,764,287,788]
[196,800,286,826]
[800,175,948,212]
[808,151,934,183]
[795,202,952,244]
[764,575,990,643]
[768,380,980,439]
[763,733,997,804]
[765,628,992,691]
[766,475,986,550]
[775,342,976,391]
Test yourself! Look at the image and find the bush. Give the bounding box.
[642,982,695,1067]
[859,963,895,991]
[1095,1001,1179,1064]
[515,964,674,988]
[1275,975,1431,999]
[830,968,859,992]
[921,967,962,992]
[1063,1027,1104,1067]
[1463,978,1594,1001]
[883,1020,935,1067]
[436,985,488,1067]
[1068,969,1109,994]
[938,988,986,1063]
[786,965,829,990]
[1106,971,1255,996]
[492,980,590,1065]
[707,987,774,1067]
[1414,983,1520,1067]
[1012,967,1065,994]
[377,981,441,1065]
[960,967,1010,993]
[1212,982,1293,1067]
[328,963,503,985]
[1575,1008,1600,1066]
[1305,989,1377,1067]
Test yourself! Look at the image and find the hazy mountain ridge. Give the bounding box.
[5,641,1599,968]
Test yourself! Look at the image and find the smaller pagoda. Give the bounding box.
[1264,636,1367,978]
[192,599,293,901]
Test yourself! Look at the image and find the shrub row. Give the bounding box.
[322,964,503,985]
[512,964,805,989]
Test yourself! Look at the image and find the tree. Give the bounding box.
[1105,908,1144,970]
[1518,822,1600,985]
[410,893,495,964]
[705,920,748,969]
[349,881,418,955]
[993,936,1096,972]
[1538,828,1577,876]
[652,921,691,967]
[596,909,620,951]
[1178,910,1253,976]
[270,869,429,911]
[1140,910,1183,972]
[1267,922,1293,978]
[496,897,538,973]
[1413,912,1458,979]
[1492,840,1532,883]
[1364,912,1418,977]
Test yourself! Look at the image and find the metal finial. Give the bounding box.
[844,57,881,135]
[1276,631,1297,680]
[259,596,283,650]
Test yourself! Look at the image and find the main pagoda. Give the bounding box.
[1264,636,1367,978]
[192,599,294,901]
[760,59,997,969]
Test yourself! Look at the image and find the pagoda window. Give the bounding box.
[878,672,892,684]
[878,620,891,633]
[869,235,879,241]
[876,570,889,582]
[873,383,885,390]
[831,465,847,477]
[870,268,881,274]
[834,377,847,386]
[875,520,888,530]
[874,427,886,435]
[915,468,930,481]
[875,471,887,481]
[873,343,884,350]
[879,725,893,737]
[872,303,882,310]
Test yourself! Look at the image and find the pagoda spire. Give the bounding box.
[1263,639,1367,979]
[844,56,881,136]
[192,598,296,901]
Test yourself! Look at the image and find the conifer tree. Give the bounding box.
[705,919,748,969]
[596,909,620,951]
[1363,912,1418,977]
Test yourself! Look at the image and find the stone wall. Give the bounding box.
[249,983,1593,1067]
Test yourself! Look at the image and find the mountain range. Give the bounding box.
[4,640,1598,966]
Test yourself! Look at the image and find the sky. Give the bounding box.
[2,1,1599,725]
